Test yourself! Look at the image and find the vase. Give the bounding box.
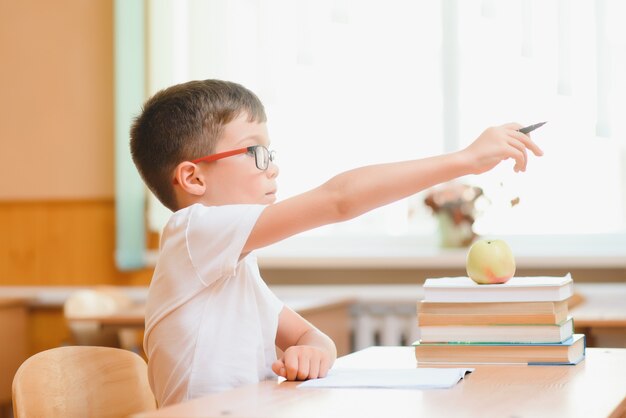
[436,213,476,248]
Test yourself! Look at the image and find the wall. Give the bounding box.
[0,1,113,200]
[0,1,154,357]
[0,1,154,283]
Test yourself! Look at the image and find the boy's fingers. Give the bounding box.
[308,359,320,379]
[506,136,528,171]
[510,129,544,156]
[501,122,524,131]
[507,148,526,172]
[296,356,310,380]
[272,359,286,377]
[319,357,330,378]
[284,355,299,381]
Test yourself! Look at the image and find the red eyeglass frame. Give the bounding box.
[191,146,253,164]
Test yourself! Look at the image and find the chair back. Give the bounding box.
[12,345,156,418]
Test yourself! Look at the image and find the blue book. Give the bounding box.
[413,334,586,365]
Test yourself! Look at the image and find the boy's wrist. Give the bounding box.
[448,149,475,177]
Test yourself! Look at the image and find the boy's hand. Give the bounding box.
[272,345,331,381]
[462,123,544,175]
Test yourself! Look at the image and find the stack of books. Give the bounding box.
[413,274,586,365]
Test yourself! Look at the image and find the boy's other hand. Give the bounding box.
[272,345,331,381]
[462,123,544,175]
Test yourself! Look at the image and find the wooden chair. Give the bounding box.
[12,346,156,418]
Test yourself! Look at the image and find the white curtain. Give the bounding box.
[145,0,626,242]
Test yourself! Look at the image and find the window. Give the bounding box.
[132,0,626,267]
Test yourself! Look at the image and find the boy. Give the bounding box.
[130,79,542,407]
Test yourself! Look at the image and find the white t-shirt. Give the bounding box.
[143,203,284,407]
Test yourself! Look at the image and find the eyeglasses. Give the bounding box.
[191,145,276,171]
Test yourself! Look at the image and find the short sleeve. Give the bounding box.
[186,204,266,286]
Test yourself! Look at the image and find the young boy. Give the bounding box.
[130,79,543,407]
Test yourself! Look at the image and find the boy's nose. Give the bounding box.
[266,162,279,178]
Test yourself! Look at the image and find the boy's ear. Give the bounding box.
[173,162,206,196]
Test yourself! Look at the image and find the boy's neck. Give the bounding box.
[174,190,210,210]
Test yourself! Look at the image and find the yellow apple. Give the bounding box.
[466,239,516,284]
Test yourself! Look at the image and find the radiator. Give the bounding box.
[350,302,420,351]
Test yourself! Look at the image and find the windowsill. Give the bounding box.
[252,233,626,269]
[143,232,626,270]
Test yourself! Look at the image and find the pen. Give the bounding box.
[518,121,547,134]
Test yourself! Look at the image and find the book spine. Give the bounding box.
[417,301,567,315]
[418,318,574,344]
[423,289,569,303]
[418,313,562,326]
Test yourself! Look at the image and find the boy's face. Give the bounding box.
[199,113,278,206]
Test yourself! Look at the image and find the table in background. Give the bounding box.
[132,346,626,418]
[68,282,626,355]
[571,283,626,347]
[69,296,354,357]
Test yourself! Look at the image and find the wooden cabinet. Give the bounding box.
[0,298,28,410]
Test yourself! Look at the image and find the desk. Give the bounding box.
[132,346,626,418]
[69,296,354,356]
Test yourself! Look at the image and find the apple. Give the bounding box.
[466,239,516,284]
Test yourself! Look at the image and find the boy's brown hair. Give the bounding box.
[130,79,267,211]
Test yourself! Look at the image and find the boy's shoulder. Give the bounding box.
[157,203,267,272]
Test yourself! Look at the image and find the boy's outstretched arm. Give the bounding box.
[244,123,543,253]
[272,306,337,380]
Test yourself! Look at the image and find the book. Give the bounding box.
[417,300,569,326]
[422,274,574,303]
[419,316,574,343]
[413,334,586,365]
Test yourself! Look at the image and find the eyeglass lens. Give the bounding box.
[252,146,275,170]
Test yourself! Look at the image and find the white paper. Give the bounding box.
[297,368,473,389]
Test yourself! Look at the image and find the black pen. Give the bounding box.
[518,121,547,134]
